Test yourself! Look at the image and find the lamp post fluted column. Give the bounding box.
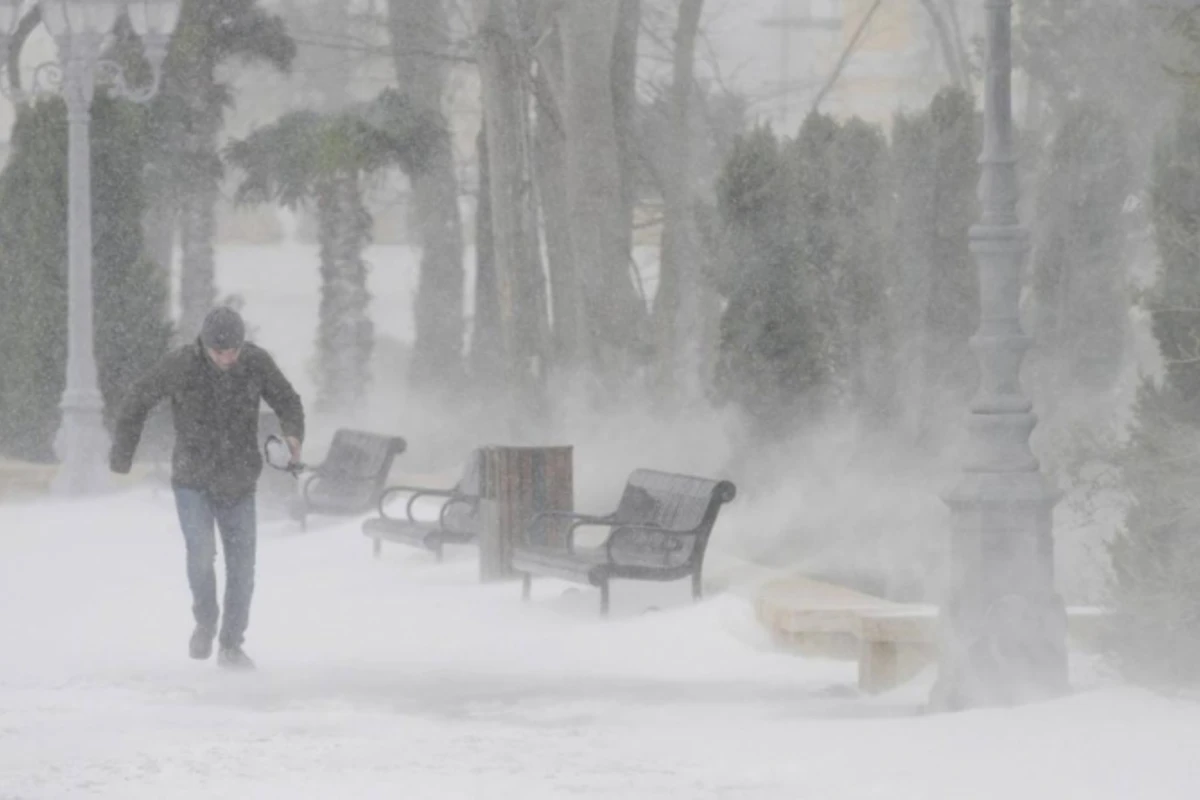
[53,32,106,494]
[0,1,180,495]
[930,0,1069,710]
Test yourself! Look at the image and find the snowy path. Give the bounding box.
[1,490,1198,799]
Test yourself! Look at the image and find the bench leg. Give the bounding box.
[599,581,610,616]
[692,571,703,601]
[859,640,899,695]
[372,538,382,559]
[521,573,532,601]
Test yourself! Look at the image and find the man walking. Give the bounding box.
[110,307,305,670]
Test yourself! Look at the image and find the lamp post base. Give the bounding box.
[51,391,113,496]
[929,470,1070,711]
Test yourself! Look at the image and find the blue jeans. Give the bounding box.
[173,489,257,649]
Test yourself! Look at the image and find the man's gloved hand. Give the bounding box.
[110,451,133,475]
[285,436,303,467]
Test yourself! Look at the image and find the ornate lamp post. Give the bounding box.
[930,0,1069,710]
[0,1,181,494]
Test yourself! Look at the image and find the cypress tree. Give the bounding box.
[1108,91,1200,686]
[891,87,980,443]
[1030,101,1132,405]
[712,112,893,433]
[712,125,826,435]
[0,95,169,462]
[827,117,893,417]
[0,101,66,461]
[785,112,841,336]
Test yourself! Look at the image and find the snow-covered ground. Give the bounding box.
[2,241,1193,797]
[1,489,1198,799]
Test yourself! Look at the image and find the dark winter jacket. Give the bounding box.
[110,340,305,503]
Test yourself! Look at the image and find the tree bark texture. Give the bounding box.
[531,34,582,367]
[611,0,642,262]
[473,0,549,412]
[388,0,468,389]
[560,0,647,373]
[470,122,504,386]
[942,0,972,86]
[918,0,969,88]
[315,176,374,413]
[653,0,706,404]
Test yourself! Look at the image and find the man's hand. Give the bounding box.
[285,436,303,466]
[109,447,133,475]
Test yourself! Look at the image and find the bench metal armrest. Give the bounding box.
[378,485,460,520]
[526,511,616,552]
[603,523,699,565]
[300,472,323,505]
[438,495,479,529]
[303,470,384,506]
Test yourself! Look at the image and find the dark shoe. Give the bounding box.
[217,645,256,671]
[189,625,215,660]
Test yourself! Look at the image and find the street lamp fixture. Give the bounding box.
[0,0,182,495]
[930,0,1068,710]
[124,0,179,67]
[40,1,122,36]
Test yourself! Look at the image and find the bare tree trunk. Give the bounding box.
[611,0,641,261]
[918,0,968,88]
[1023,75,1044,139]
[315,176,374,413]
[560,0,646,376]
[531,36,582,367]
[388,0,468,390]
[470,123,504,385]
[654,0,705,404]
[942,0,972,87]
[812,0,884,112]
[474,0,549,420]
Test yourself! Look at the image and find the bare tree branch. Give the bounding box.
[916,0,968,88]
[288,32,477,64]
[811,0,884,113]
[942,0,972,85]
[7,6,43,94]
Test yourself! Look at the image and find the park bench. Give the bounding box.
[361,452,484,560]
[755,575,1112,694]
[512,468,737,615]
[753,575,932,693]
[291,428,407,529]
